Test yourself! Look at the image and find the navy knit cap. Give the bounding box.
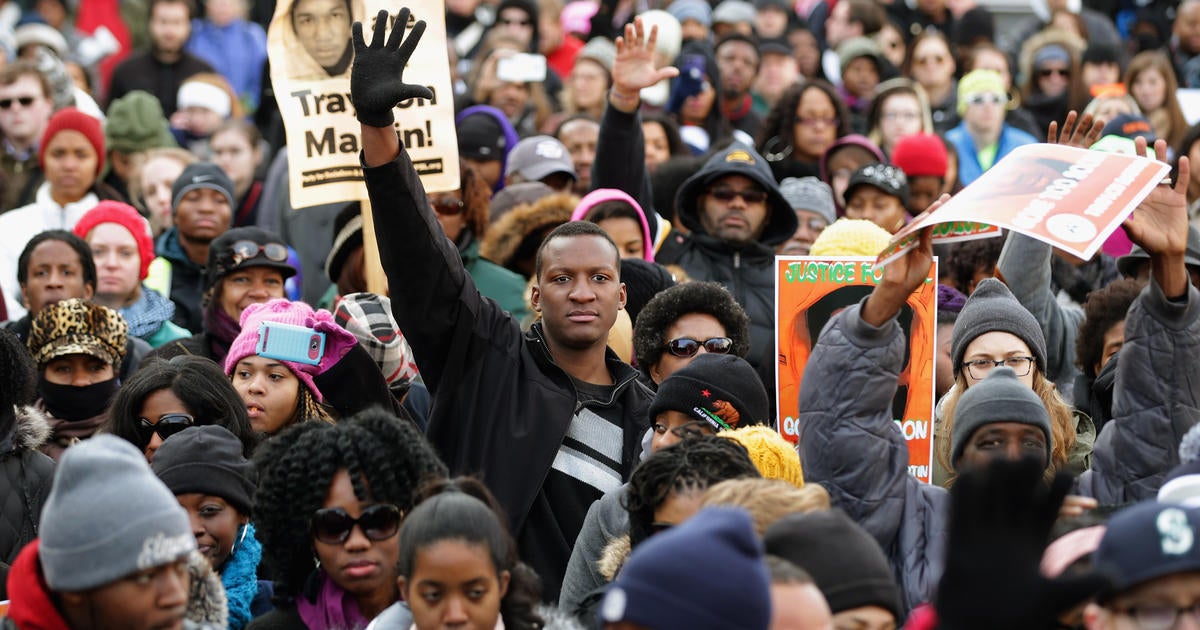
[600,507,771,630]
[950,278,1047,376]
[949,366,1051,467]
[1094,501,1200,600]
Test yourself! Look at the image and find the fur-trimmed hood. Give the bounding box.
[598,533,631,582]
[2,405,52,455]
[479,193,578,275]
[1017,29,1085,93]
[186,550,229,629]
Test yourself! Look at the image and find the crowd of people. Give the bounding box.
[0,0,1198,627]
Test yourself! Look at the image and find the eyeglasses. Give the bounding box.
[431,196,464,215]
[1116,602,1200,630]
[665,336,734,358]
[797,217,829,232]
[795,116,839,129]
[1038,67,1071,78]
[706,186,767,204]
[0,96,36,109]
[310,504,403,545]
[961,356,1036,380]
[882,111,920,122]
[965,93,1006,107]
[136,413,194,445]
[230,240,289,266]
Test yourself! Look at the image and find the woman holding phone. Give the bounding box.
[223,299,359,435]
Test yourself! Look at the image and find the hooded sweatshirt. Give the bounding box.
[569,188,656,262]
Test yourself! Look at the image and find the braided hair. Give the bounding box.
[253,407,447,598]
[623,436,760,548]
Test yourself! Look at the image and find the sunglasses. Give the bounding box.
[230,240,289,266]
[0,96,35,109]
[310,504,403,545]
[706,186,767,204]
[1038,67,1070,78]
[431,196,464,216]
[665,336,734,358]
[137,413,195,445]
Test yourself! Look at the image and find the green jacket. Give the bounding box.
[460,236,530,323]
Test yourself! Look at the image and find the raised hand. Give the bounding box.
[862,222,935,327]
[351,9,435,128]
[610,18,679,102]
[1125,137,1190,296]
[1046,111,1104,149]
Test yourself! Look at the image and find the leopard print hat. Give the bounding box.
[27,298,128,368]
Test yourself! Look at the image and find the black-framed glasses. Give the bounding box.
[231,240,288,266]
[0,96,35,109]
[431,196,464,216]
[706,186,767,204]
[1116,602,1200,630]
[137,413,194,444]
[310,504,403,545]
[961,356,1036,380]
[665,337,734,358]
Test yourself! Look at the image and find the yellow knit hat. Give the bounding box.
[719,426,804,488]
[809,218,892,257]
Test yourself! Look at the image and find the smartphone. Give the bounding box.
[496,53,547,83]
[256,321,326,366]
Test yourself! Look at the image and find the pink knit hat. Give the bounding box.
[570,188,655,262]
[223,299,359,403]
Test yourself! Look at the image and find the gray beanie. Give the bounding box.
[950,367,1051,467]
[779,177,837,224]
[950,278,1047,377]
[40,435,196,591]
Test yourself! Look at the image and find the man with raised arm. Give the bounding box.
[348,8,654,600]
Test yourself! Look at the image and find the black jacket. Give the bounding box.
[363,146,652,597]
[0,407,55,600]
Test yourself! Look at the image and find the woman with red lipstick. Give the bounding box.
[248,409,447,630]
[152,425,273,629]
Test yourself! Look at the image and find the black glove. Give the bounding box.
[351,8,436,128]
[935,458,1108,630]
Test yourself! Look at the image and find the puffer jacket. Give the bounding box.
[1075,278,1200,504]
[799,299,949,616]
[0,406,54,600]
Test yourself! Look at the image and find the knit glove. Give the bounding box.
[934,458,1108,630]
[350,8,436,128]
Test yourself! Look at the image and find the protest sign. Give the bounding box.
[877,144,1170,266]
[267,0,459,209]
[776,256,938,483]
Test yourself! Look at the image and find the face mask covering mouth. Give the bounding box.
[39,376,119,421]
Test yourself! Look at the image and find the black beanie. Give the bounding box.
[620,258,676,326]
[325,201,363,283]
[764,509,902,620]
[647,353,769,431]
[151,425,255,515]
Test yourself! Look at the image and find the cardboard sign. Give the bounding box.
[878,144,1170,266]
[775,257,938,483]
[267,0,459,209]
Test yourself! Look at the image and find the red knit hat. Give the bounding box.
[890,133,948,180]
[73,201,155,280]
[38,107,105,175]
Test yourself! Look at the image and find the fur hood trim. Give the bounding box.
[598,533,631,582]
[479,193,578,273]
[187,550,229,629]
[10,405,51,452]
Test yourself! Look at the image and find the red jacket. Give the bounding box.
[6,541,71,630]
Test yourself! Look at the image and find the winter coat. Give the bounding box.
[363,145,653,602]
[36,404,108,463]
[1075,278,1200,504]
[459,234,530,321]
[799,299,949,616]
[0,184,100,319]
[121,284,192,348]
[559,485,628,615]
[944,122,1038,186]
[0,407,54,600]
[155,229,208,334]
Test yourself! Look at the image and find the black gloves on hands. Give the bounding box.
[351,8,435,128]
[934,458,1108,630]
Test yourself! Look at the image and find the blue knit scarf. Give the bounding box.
[223,523,263,630]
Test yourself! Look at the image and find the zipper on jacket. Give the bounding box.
[733,251,741,269]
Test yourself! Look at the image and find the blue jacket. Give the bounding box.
[944,122,1038,186]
